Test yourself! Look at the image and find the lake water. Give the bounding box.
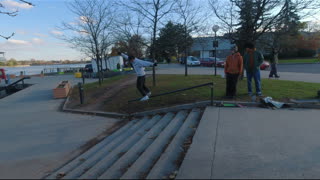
[1,64,86,76]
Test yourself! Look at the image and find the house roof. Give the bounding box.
[191,37,234,51]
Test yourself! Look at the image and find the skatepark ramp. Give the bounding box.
[45,108,202,179]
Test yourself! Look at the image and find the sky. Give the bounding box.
[0,0,82,61]
[0,0,319,61]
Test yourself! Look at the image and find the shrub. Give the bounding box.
[297,48,316,57]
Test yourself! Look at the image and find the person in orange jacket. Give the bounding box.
[224,45,243,98]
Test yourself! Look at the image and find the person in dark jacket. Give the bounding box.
[268,49,280,78]
[243,42,264,96]
[224,45,243,98]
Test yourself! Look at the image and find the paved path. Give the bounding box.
[152,64,320,83]
[178,106,320,179]
[277,63,320,74]
[0,75,120,179]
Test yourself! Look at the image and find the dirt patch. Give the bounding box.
[66,75,136,111]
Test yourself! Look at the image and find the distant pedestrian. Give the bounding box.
[243,42,264,96]
[119,52,157,101]
[268,49,280,78]
[224,45,243,98]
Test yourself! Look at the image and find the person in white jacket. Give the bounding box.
[119,53,157,101]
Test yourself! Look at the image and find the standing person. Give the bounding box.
[119,52,157,101]
[268,49,280,78]
[243,42,264,96]
[224,45,243,98]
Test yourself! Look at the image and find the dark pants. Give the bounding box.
[269,63,279,77]
[137,76,150,96]
[226,73,239,97]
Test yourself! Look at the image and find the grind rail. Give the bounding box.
[128,82,214,106]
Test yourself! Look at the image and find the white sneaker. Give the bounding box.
[140,95,149,101]
[147,91,152,96]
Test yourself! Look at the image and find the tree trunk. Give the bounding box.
[152,21,157,87]
[185,26,188,76]
[96,58,102,86]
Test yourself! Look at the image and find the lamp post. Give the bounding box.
[212,25,219,76]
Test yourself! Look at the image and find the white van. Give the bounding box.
[186,56,201,66]
[91,56,124,73]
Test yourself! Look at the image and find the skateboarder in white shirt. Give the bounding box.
[119,52,157,101]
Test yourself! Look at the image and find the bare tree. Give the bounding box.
[112,11,149,57]
[209,0,320,54]
[257,0,307,62]
[175,0,204,76]
[0,0,34,39]
[119,0,176,86]
[58,0,116,85]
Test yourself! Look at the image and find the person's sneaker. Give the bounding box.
[147,91,152,96]
[275,75,280,78]
[257,92,263,96]
[140,95,149,101]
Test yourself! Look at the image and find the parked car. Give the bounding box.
[84,64,93,73]
[200,57,225,67]
[260,61,270,70]
[179,56,201,66]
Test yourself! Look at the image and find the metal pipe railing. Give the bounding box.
[128,82,214,106]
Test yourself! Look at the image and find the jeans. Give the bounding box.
[246,70,261,95]
[137,76,150,96]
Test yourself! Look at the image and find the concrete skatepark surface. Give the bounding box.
[0,75,120,179]
[1,65,320,179]
[178,107,320,179]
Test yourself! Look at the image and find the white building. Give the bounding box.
[0,52,6,62]
[191,37,234,59]
[91,55,124,73]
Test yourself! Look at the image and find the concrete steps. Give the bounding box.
[46,108,202,179]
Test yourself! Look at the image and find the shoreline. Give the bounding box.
[0,65,31,68]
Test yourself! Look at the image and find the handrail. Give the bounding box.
[128,82,214,106]
[6,77,30,88]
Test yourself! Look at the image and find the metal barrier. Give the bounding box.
[128,82,214,106]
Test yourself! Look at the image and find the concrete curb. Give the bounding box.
[131,100,261,117]
[61,87,129,119]
[62,87,320,119]
[278,62,320,65]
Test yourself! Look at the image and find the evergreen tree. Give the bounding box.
[155,21,192,61]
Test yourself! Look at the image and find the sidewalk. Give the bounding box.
[178,106,320,179]
[0,75,120,179]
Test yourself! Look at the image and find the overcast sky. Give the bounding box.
[0,0,319,61]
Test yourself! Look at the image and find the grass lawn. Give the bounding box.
[278,58,319,64]
[68,74,320,114]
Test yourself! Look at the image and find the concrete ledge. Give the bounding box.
[63,108,129,119]
[131,100,261,117]
[61,87,129,119]
[62,88,320,119]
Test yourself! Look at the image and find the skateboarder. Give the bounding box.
[119,52,157,101]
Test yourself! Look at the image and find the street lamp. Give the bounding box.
[212,25,219,76]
